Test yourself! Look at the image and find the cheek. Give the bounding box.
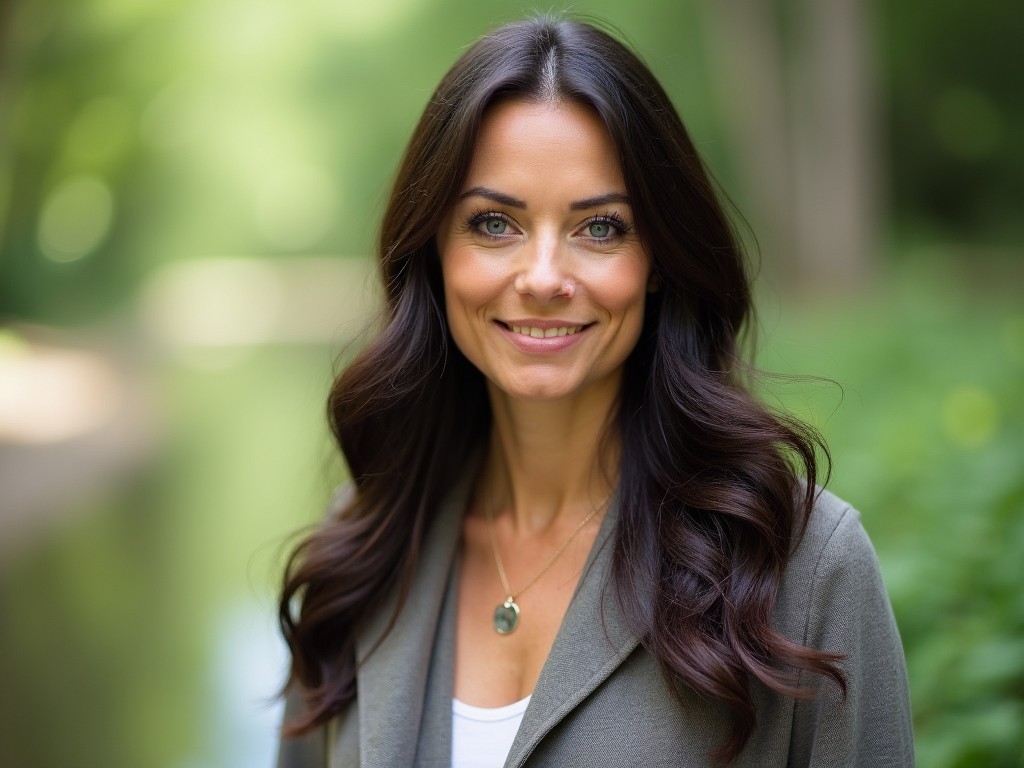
[587,260,651,320]
[440,249,502,361]
[595,261,651,360]
[615,289,649,351]
[442,247,510,307]
[443,250,484,317]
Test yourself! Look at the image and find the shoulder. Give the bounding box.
[789,485,877,583]
[778,495,915,764]
[775,486,892,647]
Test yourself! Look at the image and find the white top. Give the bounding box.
[451,695,531,768]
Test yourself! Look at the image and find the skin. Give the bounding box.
[437,99,654,706]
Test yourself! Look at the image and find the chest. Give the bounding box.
[452,517,600,705]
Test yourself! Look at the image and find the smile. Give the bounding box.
[509,324,583,338]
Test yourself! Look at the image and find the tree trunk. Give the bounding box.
[790,0,880,293]
[703,0,881,295]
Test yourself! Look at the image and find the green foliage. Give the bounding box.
[758,256,1024,768]
[879,0,1024,244]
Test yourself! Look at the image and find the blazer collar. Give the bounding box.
[353,487,642,767]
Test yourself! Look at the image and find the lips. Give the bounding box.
[509,324,583,338]
[495,320,593,352]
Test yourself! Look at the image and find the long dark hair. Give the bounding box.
[280,17,844,762]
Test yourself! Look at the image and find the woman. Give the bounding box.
[277,17,913,768]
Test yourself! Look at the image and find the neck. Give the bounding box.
[478,378,620,533]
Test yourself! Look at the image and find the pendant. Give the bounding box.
[493,597,520,635]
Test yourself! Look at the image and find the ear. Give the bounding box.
[647,270,660,293]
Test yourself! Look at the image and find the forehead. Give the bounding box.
[461,99,626,195]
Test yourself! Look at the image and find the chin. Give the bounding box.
[515,389,577,403]
[489,374,580,403]
[506,386,577,403]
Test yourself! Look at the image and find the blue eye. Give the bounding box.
[467,211,514,238]
[581,213,632,242]
[484,218,508,235]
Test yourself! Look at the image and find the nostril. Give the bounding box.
[515,268,574,299]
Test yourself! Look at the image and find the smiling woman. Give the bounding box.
[276,16,913,768]
[438,99,651,404]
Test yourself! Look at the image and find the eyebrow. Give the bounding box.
[569,192,631,210]
[458,187,631,211]
[458,186,526,208]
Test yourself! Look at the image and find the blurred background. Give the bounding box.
[0,0,1020,766]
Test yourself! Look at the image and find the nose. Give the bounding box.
[514,234,574,301]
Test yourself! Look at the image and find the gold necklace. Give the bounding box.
[484,494,609,635]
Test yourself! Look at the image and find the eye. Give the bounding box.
[484,218,508,236]
[467,210,517,239]
[577,213,631,243]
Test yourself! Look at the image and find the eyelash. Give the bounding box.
[466,210,516,238]
[465,210,634,242]
[581,212,633,241]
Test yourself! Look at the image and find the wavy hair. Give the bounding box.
[280,17,844,762]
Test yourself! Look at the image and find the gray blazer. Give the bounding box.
[278,483,914,767]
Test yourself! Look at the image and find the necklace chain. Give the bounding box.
[484,494,609,603]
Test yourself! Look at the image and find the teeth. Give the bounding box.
[510,325,583,337]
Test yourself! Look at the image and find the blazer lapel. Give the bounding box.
[351,485,643,768]
[504,501,644,768]
[354,483,468,767]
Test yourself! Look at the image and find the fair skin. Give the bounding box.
[437,98,653,706]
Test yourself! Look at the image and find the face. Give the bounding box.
[437,98,652,404]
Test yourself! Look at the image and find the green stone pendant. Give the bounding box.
[493,598,520,635]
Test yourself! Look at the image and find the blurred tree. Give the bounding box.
[704,0,880,294]
[0,2,154,324]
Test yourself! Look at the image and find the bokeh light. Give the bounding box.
[37,175,115,263]
[943,386,999,449]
